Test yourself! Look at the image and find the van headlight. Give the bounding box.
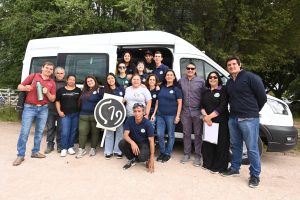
[267,99,288,115]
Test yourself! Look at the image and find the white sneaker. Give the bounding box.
[89,148,96,156]
[76,148,86,159]
[60,149,67,157]
[68,148,75,155]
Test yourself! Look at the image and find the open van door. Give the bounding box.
[56,45,117,85]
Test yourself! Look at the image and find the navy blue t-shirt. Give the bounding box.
[152,64,169,83]
[157,85,182,116]
[149,88,159,115]
[111,86,125,97]
[79,87,104,115]
[124,116,154,144]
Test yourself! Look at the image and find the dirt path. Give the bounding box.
[0,122,300,200]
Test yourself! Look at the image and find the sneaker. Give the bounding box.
[210,170,219,174]
[180,155,190,164]
[31,152,46,158]
[105,154,112,160]
[68,148,75,155]
[193,157,201,167]
[44,146,54,154]
[12,156,25,166]
[156,154,164,162]
[60,149,67,157]
[89,148,96,156]
[249,176,260,188]
[116,154,123,159]
[162,155,171,163]
[221,168,240,177]
[76,148,86,159]
[123,158,136,170]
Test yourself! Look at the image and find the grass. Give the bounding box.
[0,106,20,122]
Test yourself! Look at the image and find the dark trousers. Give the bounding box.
[118,139,150,162]
[46,112,61,149]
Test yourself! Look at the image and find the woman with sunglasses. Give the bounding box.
[116,62,130,89]
[76,75,104,158]
[155,69,182,163]
[201,71,230,173]
[103,73,125,159]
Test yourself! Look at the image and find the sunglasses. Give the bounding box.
[118,66,126,69]
[133,103,145,109]
[186,67,196,70]
[209,76,218,79]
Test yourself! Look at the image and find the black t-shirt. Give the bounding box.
[56,87,81,115]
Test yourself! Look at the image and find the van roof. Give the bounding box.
[27,31,201,54]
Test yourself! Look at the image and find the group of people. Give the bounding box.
[12,52,267,188]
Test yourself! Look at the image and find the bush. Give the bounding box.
[0,106,20,122]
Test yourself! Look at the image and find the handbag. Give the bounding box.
[15,74,37,112]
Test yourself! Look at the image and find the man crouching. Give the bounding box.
[119,103,155,173]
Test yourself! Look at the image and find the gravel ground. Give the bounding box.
[1,122,300,200]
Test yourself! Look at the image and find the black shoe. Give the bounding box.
[221,168,240,177]
[162,155,171,163]
[123,158,136,170]
[249,176,260,188]
[116,154,123,159]
[44,146,54,154]
[57,146,61,153]
[105,154,112,160]
[156,154,164,162]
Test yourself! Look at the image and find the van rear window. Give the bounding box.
[57,53,109,85]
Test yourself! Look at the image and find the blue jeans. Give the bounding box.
[17,104,48,157]
[60,112,79,150]
[228,117,261,177]
[104,125,123,155]
[156,115,176,156]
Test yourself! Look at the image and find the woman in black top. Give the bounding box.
[121,51,136,80]
[56,75,81,157]
[201,71,230,173]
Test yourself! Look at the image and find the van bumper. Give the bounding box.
[260,125,298,152]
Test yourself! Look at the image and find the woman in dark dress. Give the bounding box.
[201,71,230,173]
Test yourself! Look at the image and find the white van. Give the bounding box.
[21,31,298,156]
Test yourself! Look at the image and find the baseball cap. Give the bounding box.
[145,50,153,56]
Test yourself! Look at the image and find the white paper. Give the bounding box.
[203,122,219,144]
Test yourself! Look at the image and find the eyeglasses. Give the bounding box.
[209,76,218,79]
[56,73,64,74]
[133,103,145,109]
[186,67,196,71]
[118,66,126,69]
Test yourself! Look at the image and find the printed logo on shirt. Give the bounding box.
[214,93,220,98]
[141,128,146,133]
[142,78,146,82]
[119,92,123,96]
[93,91,97,95]
[152,94,157,98]
[169,90,174,94]
[125,80,129,84]
[159,71,163,74]
[134,92,141,98]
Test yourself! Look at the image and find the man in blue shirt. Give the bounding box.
[222,56,267,188]
[152,51,169,84]
[118,103,155,173]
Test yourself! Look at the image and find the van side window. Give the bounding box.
[30,57,57,73]
[180,58,227,84]
[57,53,108,85]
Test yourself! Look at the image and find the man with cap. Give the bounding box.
[144,50,155,73]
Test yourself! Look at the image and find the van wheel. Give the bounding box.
[229,137,263,165]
